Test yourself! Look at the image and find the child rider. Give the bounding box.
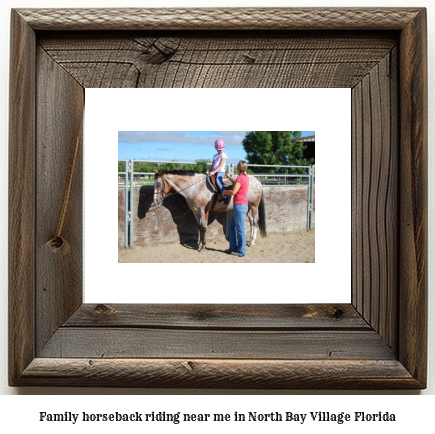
[207,139,228,204]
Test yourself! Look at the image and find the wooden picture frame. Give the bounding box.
[9,8,427,389]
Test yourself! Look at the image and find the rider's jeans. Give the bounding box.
[228,203,248,256]
[215,172,225,194]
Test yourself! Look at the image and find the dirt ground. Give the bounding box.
[118,229,315,263]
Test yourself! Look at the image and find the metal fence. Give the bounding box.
[118,160,129,247]
[118,160,315,247]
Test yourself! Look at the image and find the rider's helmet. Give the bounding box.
[214,139,225,150]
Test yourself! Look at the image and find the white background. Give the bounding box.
[0,0,434,420]
[85,88,351,304]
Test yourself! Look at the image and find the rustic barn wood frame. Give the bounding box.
[9,8,427,389]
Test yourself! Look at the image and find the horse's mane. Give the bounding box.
[155,170,202,178]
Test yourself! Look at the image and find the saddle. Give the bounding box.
[206,174,233,208]
[206,174,218,192]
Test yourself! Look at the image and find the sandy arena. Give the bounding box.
[118,229,315,263]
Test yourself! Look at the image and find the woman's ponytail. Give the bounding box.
[237,160,248,175]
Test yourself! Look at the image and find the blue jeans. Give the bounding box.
[215,172,225,194]
[228,203,248,256]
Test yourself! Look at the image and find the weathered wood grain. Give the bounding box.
[351,77,362,314]
[386,46,399,350]
[398,8,428,386]
[39,329,395,360]
[379,48,398,350]
[16,8,422,31]
[65,304,369,330]
[38,33,397,89]
[8,10,36,387]
[35,47,84,354]
[351,51,399,352]
[17,358,420,389]
[8,8,427,389]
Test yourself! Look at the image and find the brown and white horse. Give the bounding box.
[151,170,266,252]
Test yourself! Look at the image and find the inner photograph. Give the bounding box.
[118,130,316,264]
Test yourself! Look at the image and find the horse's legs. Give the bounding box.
[246,210,253,247]
[197,208,208,252]
[246,206,259,247]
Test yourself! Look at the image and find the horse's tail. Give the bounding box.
[258,191,267,237]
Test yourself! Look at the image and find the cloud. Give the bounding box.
[118,131,247,147]
[119,131,189,144]
[215,131,247,136]
[219,135,246,146]
[210,132,247,146]
[136,156,196,163]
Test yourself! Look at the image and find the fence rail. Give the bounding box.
[118,160,129,247]
[118,160,315,186]
[118,160,315,247]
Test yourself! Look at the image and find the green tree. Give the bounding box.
[193,158,212,172]
[134,162,160,173]
[118,159,213,175]
[242,131,314,173]
[118,161,127,173]
[160,159,212,173]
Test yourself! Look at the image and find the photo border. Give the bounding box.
[86,89,349,304]
[9,8,427,389]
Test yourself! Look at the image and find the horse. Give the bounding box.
[151,170,266,252]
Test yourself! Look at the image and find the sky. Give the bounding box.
[118,131,315,164]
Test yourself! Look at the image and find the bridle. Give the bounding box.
[151,173,210,208]
[153,176,168,206]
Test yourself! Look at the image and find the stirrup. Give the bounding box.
[218,194,229,204]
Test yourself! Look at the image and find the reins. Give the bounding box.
[150,173,211,210]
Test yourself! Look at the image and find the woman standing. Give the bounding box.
[222,161,250,257]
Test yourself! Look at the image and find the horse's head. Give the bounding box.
[151,170,171,206]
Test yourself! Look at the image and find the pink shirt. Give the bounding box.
[234,174,249,205]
